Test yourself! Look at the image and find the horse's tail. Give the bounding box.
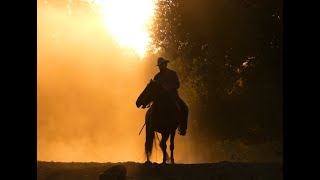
[145,123,155,158]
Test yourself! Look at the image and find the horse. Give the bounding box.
[136,79,180,164]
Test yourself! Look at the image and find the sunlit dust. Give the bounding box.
[92,0,156,59]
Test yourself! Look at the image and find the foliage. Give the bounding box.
[149,0,283,144]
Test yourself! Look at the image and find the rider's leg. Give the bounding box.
[178,98,188,135]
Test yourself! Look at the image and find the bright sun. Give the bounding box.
[92,0,156,59]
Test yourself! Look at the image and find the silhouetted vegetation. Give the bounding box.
[149,0,282,147]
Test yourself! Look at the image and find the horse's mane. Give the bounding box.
[136,79,176,110]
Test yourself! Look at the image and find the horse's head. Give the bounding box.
[136,79,163,109]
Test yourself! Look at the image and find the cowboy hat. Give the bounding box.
[156,57,170,66]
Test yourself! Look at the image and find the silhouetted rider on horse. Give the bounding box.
[153,57,189,135]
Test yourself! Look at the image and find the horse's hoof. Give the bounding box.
[170,159,175,164]
[144,160,152,165]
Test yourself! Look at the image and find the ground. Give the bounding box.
[37,161,282,180]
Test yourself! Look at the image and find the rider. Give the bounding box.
[153,57,189,136]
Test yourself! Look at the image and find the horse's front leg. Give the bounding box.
[144,123,153,164]
[170,131,176,164]
[145,110,154,164]
[160,133,170,164]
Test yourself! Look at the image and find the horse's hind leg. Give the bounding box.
[160,133,170,164]
[170,131,176,164]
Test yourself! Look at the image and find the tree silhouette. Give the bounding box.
[149,0,282,145]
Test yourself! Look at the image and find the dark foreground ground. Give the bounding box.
[37,161,282,180]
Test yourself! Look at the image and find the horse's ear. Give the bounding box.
[150,79,153,82]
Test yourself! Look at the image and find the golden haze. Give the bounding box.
[37,1,280,163]
[37,1,194,163]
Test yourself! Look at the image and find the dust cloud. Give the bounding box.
[37,3,152,162]
[37,3,198,163]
